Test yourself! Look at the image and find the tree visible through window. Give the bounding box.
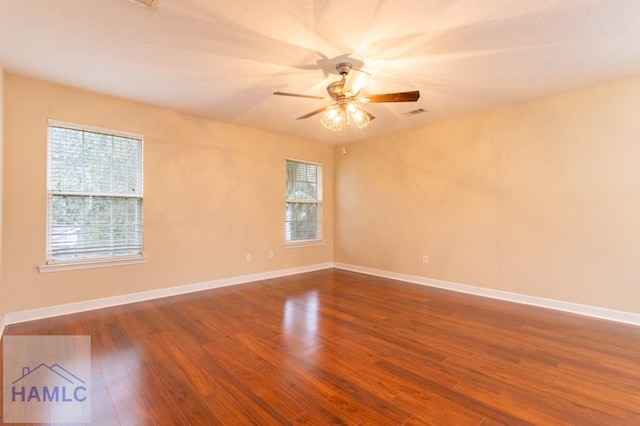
[285,159,322,243]
[46,121,144,263]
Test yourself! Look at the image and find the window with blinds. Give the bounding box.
[285,159,322,243]
[46,121,144,263]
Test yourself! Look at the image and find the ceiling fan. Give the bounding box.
[274,62,420,131]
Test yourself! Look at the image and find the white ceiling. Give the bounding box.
[2,0,640,144]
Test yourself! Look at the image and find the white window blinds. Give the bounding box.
[285,159,322,242]
[46,122,144,263]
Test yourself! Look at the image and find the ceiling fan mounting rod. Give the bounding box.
[336,62,352,76]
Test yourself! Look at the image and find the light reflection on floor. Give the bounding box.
[283,291,320,353]
[93,347,144,424]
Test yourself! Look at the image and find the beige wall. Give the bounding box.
[4,71,640,317]
[0,62,4,319]
[3,73,333,313]
[335,76,640,314]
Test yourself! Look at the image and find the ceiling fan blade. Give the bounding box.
[342,69,370,97]
[273,91,326,100]
[296,105,333,120]
[362,90,420,103]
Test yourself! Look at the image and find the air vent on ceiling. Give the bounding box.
[403,108,427,116]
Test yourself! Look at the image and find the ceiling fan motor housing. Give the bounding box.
[327,80,345,99]
[326,62,355,98]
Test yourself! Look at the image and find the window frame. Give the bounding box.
[285,158,323,247]
[39,120,147,273]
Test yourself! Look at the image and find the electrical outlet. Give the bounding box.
[422,255,429,264]
[246,253,252,261]
[268,250,274,259]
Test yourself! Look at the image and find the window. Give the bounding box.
[46,121,143,264]
[285,159,322,243]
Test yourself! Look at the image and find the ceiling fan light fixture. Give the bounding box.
[320,104,370,132]
[321,107,344,131]
[346,103,370,129]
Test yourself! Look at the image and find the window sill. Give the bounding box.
[284,240,325,248]
[38,256,148,273]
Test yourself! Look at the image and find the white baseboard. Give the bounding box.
[3,261,638,333]
[334,263,640,326]
[0,315,5,340]
[3,262,333,327]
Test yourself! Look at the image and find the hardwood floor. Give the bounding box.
[2,268,640,425]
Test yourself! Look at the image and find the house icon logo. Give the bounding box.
[3,335,91,423]
[11,363,88,403]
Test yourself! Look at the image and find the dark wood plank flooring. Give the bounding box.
[2,268,640,425]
